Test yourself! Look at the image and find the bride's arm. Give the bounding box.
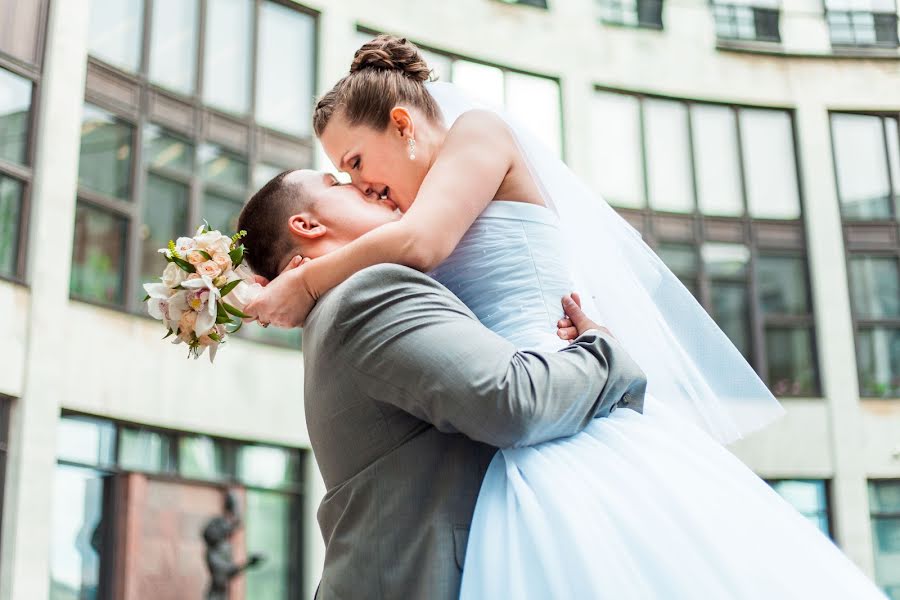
[247,110,515,327]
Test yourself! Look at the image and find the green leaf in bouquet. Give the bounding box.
[163,328,174,339]
[229,245,244,268]
[208,332,222,342]
[218,279,241,298]
[226,319,243,334]
[172,255,196,273]
[197,250,212,261]
[215,301,232,324]
[143,294,150,301]
[230,229,247,249]
[222,301,250,319]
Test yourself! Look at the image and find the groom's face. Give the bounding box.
[285,169,400,260]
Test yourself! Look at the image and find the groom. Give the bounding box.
[238,170,647,599]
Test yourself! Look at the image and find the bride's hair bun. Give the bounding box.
[350,35,431,83]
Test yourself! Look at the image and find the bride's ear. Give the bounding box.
[288,214,326,239]
[389,107,414,140]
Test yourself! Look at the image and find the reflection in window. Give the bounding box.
[712,0,781,42]
[505,72,562,158]
[826,0,899,48]
[452,60,505,108]
[70,203,128,305]
[203,191,242,235]
[0,175,23,278]
[766,327,817,396]
[769,480,830,535]
[256,2,315,136]
[739,109,800,219]
[591,92,644,208]
[0,67,32,166]
[139,175,188,298]
[704,243,751,359]
[245,490,297,599]
[179,435,228,480]
[78,106,133,201]
[832,113,896,219]
[644,99,694,213]
[858,328,900,398]
[149,0,198,94]
[0,0,48,65]
[598,0,665,28]
[56,415,116,467]
[692,104,742,216]
[118,427,174,473]
[203,0,253,115]
[870,481,900,598]
[199,143,248,190]
[87,0,144,72]
[237,445,298,490]
[850,256,900,319]
[50,465,112,600]
[656,244,698,297]
[757,255,810,315]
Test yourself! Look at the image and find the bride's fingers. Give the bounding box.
[558,317,573,329]
[557,326,578,341]
[252,274,270,287]
[281,255,305,274]
[571,291,582,308]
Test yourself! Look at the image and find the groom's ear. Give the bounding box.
[389,107,414,139]
[287,214,326,239]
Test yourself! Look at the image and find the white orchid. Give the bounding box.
[181,275,222,337]
[143,283,188,332]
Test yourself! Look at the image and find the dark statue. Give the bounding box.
[202,489,266,600]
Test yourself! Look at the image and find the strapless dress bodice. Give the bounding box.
[429,201,573,352]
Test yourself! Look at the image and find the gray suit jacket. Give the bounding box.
[303,264,647,600]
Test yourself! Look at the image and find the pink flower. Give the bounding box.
[197,260,221,278]
[187,251,206,265]
[179,311,197,334]
[212,252,231,272]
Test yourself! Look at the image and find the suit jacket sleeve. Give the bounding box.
[332,265,648,449]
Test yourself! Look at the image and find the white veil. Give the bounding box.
[425,81,785,445]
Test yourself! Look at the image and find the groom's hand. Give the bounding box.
[558,293,614,342]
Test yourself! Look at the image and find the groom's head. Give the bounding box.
[237,169,399,281]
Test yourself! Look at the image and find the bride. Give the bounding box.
[246,35,887,599]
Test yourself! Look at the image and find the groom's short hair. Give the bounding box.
[238,170,314,281]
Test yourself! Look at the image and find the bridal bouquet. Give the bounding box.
[143,224,262,362]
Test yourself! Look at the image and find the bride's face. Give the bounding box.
[319,108,435,213]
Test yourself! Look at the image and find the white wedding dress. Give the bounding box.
[429,200,887,599]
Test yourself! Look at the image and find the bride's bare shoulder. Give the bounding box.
[444,109,515,152]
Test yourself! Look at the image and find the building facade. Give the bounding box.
[0,0,898,598]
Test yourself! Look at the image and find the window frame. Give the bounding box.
[830,110,900,398]
[766,478,833,538]
[711,1,783,44]
[593,86,820,397]
[74,0,318,349]
[597,0,666,30]
[0,10,47,285]
[823,0,900,50]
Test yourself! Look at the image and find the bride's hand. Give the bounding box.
[244,255,314,328]
[558,292,614,342]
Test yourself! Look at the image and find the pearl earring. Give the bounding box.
[408,138,416,160]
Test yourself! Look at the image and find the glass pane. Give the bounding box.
[451,60,504,108]
[256,3,315,136]
[87,0,143,72]
[887,118,900,211]
[179,435,228,480]
[850,256,900,319]
[0,0,46,65]
[770,480,829,536]
[203,191,242,234]
[858,327,900,398]
[656,243,697,278]
[870,481,900,513]
[253,163,289,190]
[56,415,116,466]
[203,0,252,114]
[143,125,194,176]
[505,72,562,157]
[139,174,188,300]
[832,114,892,220]
[149,0,198,94]
[199,143,248,190]
[50,465,111,600]
[245,490,295,599]
[118,427,173,473]
[0,67,32,165]
[644,99,694,213]
[420,48,452,83]
[710,281,751,359]
[740,109,801,219]
[0,175,23,278]
[237,445,298,489]
[702,242,750,278]
[692,104,743,216]
[766,327,817,396]
[591,92,644,208]
[79,106,133,200]
[70,202,128,305]
[757,255,810,315]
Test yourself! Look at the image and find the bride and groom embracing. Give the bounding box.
[240,35,887,599]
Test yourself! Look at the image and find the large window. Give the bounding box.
[712,0,782,43]
[870,480,900,599]
[0,1,44,283]
[832,112,900,398]
[356,30,563,158]
[51,413,305,600]
[825,0,900,49]
[73,0,316,348]
[592,89,819,396]
[597,0,665,29]
[768,479,831,537]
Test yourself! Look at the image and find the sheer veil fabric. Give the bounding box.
[425,81,784,445]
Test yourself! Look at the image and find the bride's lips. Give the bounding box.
[379,187,398,211]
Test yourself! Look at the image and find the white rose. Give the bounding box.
[196,231,232,256]
[175,237,197,255]
[162,262,187,288]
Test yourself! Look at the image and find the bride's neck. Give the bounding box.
[420,121,448,173]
